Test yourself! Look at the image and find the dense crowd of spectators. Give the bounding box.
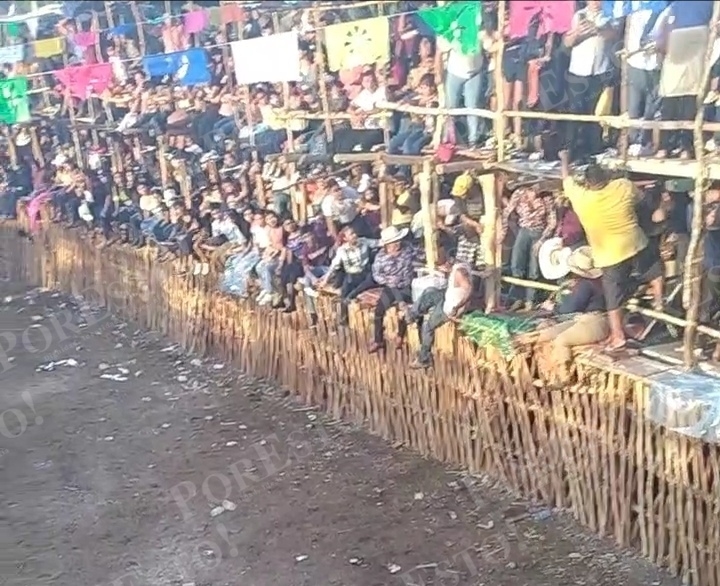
[1,0,720,370]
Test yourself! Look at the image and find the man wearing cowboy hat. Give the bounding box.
[366,225,416,353]
[534,246,610,378]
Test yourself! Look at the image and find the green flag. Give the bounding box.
[2,22,21,37]
[419,2,482,56]
[0,77,30,124]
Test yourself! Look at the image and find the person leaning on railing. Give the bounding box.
[558,150,664,353]
[502,181,557,311]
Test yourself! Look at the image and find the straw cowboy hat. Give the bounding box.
[380,225,409,246]
[538,237,572,280]
[567,246,602,280]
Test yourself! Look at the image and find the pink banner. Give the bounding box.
[184,9,208,34]
[55,63,113,98]
[540,2,575,34]
[73,30,97,48]
[507,1,575,39]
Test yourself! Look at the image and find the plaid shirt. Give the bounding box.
[372,245,415,289]
[327,238,378,276]
[503,188,556,240]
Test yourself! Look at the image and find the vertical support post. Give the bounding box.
[312,7,334,143]
[683,3,720,368]
[619,22,631,161]
[478,172,499,312]
[4,128,17,167]
[62,50,83,167]
[272,10,299,219]
[379,178,389,228]
[420,159,437,270]
[495,0,507,162]
[129,1,146,55]
[158,136,169,188]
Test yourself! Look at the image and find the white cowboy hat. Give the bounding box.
[380,225,409,246]
[15,130,31,147]
[163,188,178,203]
[567,246,602,280]
[51,153,68,166]
[538,237,572,280]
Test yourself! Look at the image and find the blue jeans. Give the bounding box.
[444,70,483,144]
[407,287,448,363]
[627,66,660,146]
[508,227,542,305]
[389,126,430,155]
[256,258,279,295]
[300,266,329,316]
[220,249,260,298]
[389,124,431,176]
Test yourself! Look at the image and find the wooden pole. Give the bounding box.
[618,22,631,161]
[129,1,146,55]
[158,137,169,188]
[61,50,83,167]
[479,172,499,312]
[4,128,17,167]
[272,11,299,217]
[30,128,43,166]
[312,7,334,143]
[419,159,437,270]
[378,178,389,227]
[682,4,720,368]
[495,0,507,162]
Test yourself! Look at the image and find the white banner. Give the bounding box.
[231,31,301,85]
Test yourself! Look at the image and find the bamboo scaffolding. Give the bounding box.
[313,7,334,143]
[377,101,720,133]
[682,4,720,368]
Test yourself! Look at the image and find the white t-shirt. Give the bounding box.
[568,9,614,77]
[438,35,483,79]
[321,195,357,224]
[352,87,386,129]
[251,225,270,250]
[626,9,659,70]
[212,218,244,244]
[109,55,128,84]
[443,263,471,316]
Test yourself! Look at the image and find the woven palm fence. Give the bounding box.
[2,214,720,586]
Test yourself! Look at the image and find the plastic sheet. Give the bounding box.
[647,371,720,443]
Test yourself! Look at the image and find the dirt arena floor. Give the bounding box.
[0,282,679,586]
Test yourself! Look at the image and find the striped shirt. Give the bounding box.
[503,188,556,239]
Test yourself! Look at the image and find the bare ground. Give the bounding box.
[0,283,679,586]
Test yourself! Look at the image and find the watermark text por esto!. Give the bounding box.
[0,276,150,376]
[170,425,333,521]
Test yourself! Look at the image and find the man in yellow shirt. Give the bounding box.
[559,150,663,352]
